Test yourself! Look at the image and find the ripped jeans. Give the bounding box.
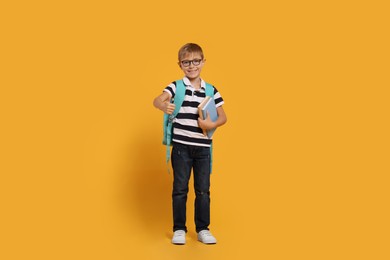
[171,142,211,233]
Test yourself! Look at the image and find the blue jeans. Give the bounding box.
[171,142,211,233]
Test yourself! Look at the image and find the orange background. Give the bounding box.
[1,1,389,259]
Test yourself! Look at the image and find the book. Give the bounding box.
[198,96,218,139]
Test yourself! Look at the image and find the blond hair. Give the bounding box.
[178,43,204,61]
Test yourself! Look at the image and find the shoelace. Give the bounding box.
[199,231,212,237]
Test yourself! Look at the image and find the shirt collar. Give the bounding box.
[183,77,206,90]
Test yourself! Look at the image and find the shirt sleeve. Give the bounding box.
[163,82,176,98]
[213,86,224,108]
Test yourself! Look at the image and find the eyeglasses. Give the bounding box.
[181,59,202,67]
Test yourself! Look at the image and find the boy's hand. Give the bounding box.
[163,101,176,115]
[198,106,227,136]
[153,92,176,114]
[198,112,215,132]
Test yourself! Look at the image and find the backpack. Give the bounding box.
[163,79,215,172]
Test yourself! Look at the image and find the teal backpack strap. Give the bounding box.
[205,83,214,173]
[165,80,186,170]
[171,80,186,116]
[205,82,214,97]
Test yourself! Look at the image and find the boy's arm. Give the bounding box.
[153,92,175,114]
[198,106,227,131]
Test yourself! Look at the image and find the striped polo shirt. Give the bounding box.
[163,77,224,147]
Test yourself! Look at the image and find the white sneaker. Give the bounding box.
[197,230,217,244]
[172,230,186,245]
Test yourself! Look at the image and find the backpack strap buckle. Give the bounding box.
[168,115,175,123]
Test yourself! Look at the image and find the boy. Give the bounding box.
[153,43,227,245]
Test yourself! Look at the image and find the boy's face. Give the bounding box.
[178,52,205,81]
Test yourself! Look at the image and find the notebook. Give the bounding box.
[198,96,218,138]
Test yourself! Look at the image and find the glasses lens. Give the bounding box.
[182,60,190,67]
[193,59,201,66]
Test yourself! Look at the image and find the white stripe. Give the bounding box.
[163,89,172,97]
[175,118,198,127]
[174,129,207,139]
[179,106,199,114]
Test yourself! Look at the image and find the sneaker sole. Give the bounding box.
[172,241,185,245]
[198,239,217,244]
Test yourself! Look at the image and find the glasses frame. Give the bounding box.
[180,59,203,67]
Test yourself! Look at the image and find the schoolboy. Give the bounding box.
[153,43,227,245]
